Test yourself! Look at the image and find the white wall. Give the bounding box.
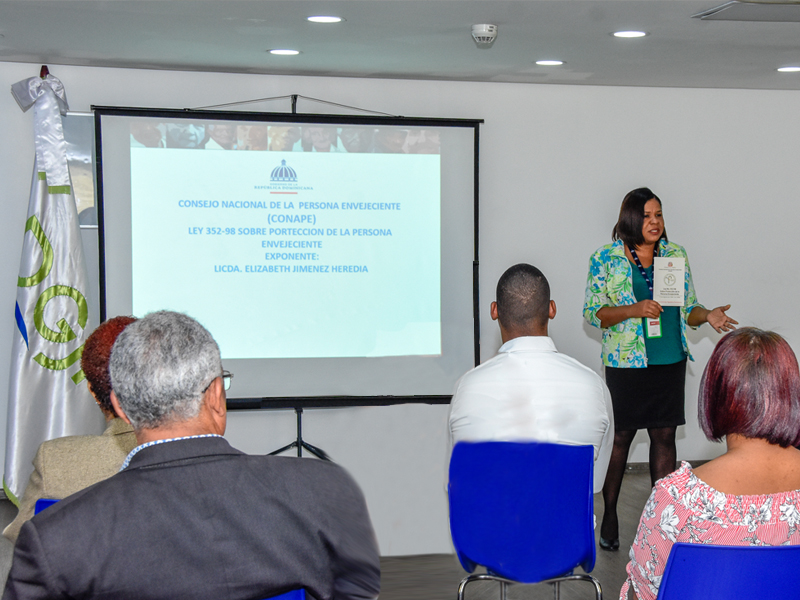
[1,62,799,555]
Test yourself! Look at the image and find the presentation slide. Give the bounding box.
[96,110,478,402]
[130,149,441,359]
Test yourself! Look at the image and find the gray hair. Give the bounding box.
[109,311,222,430]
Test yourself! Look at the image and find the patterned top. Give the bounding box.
[620,462,800,600]
[583,239,703,368]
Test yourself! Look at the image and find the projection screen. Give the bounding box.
[94,107,480,408]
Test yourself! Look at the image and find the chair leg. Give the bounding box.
[591,576,603,600]
[458,573,601,600]
[457,576,470,600]
[457,574,487,600]
[457,574,516,600]
[543,574,602,600]
[583,574,602,600]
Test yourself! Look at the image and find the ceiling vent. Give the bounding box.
[472,24,498,45]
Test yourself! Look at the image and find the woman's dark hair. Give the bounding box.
[612,187,667,249]
[81,316,137,415]
[699,328,800,447]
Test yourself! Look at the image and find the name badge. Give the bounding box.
[645,316,662,338]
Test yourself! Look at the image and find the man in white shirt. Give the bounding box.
[448,263,613,492]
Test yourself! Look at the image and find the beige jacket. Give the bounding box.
[3,418,137,543]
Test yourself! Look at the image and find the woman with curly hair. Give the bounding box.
[3,316,138,542]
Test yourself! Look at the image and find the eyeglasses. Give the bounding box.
[203,370,233,393]
[222,370,233,391]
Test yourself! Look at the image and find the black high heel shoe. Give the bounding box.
[599,537,620,551]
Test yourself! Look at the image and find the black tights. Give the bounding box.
[600,426,677,540]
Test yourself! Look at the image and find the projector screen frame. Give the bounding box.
[92,105,481,409]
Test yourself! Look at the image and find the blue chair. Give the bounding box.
[657,543,800,600]
[34,498,59,514]
[449,441,601,600]
[264,591,305,600]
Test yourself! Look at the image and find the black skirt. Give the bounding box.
[605,359,687,430]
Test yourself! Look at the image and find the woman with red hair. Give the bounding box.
[3,316,138,542]
[621,327,800,600]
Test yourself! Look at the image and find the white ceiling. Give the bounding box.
[2,0,800,90]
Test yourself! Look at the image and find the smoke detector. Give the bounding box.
[472,24,498,45]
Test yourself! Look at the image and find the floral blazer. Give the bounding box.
[583,239,702,368]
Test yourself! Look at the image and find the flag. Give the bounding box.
[3,72,101,505]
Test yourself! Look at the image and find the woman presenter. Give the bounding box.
[583,187,736,551]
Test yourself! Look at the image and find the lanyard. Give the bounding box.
[629,245,658,299]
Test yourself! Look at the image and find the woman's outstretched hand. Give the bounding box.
[706,304,738,333]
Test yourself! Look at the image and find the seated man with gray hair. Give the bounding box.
[4,311,381,600]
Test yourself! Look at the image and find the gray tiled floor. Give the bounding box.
[0,469,654,599]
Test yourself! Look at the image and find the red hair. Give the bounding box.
[81,316,137,414]
[699,327,800,447]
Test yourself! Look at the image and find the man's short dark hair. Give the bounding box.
[495,264,550,331]
[612,187,668,249]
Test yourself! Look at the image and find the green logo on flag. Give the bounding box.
[18,214,87,384]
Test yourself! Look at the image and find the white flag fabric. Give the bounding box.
[3,74,101,505]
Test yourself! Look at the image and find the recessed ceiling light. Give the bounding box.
[777,66,800,73]
[308,16,343,23]
[613,30,648,38]
[269,49,300,56]
[536,60,564,66]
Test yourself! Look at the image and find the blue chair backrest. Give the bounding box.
[448,441,595,584]
[263,590,305,600]
[657,543,800,600]
[34,498,59,514]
